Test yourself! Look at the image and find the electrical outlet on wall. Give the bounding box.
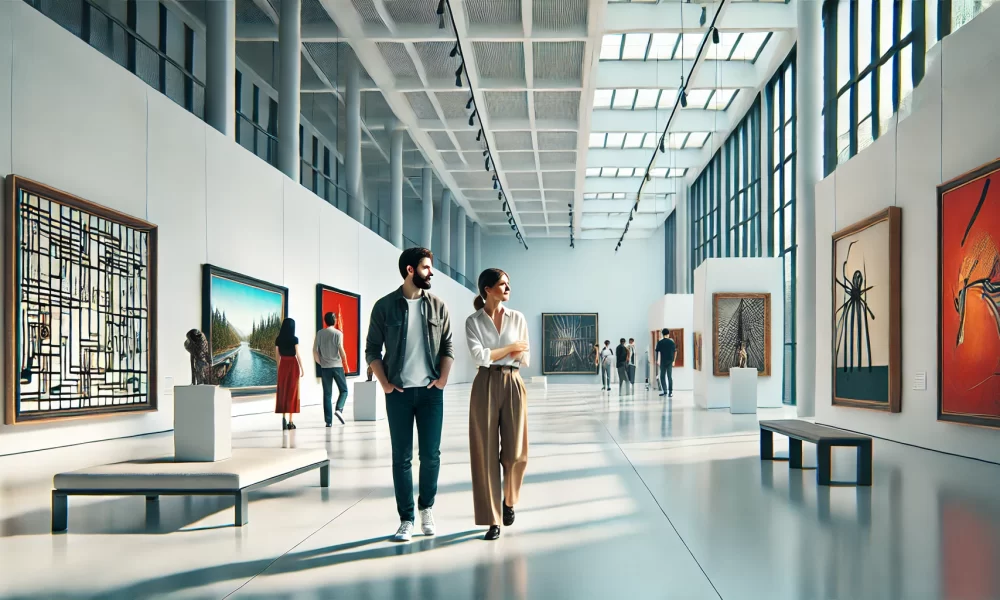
[164,376,174,396]
[913,372,927,391]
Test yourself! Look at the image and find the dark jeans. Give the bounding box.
[385,386,444,523]
[659,363,673,395]
[320,367,348,424]
[627,364,636,384]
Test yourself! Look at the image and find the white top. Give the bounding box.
[599,347,614,365]
[627,343,637,366]
[465,305,530,369]
[400,297,433,388]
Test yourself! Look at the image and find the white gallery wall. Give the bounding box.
[648,294,694,391]
[481,231,665,383]
[693,258,784,409]
[813,5,1000,464]
[0,2,476,456]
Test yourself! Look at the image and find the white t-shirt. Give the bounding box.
[400,297,433,388]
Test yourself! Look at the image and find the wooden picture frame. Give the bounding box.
[712,293,771,377]
[937,158,1000,428]
[541,313,599,375]
[831,207,902,413]
[201,265,288,397]
[315,284,361,377]
[5,176,158,424]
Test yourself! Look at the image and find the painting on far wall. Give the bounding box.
[202,265,288,396]
[542,313,599,375]
[316,284,361,377]
[4,176,157,424]
[670,329,685,367]
[712,293,771,377]
[938,158,1000,428]
[831,207,902,412]
[693,332,703,371]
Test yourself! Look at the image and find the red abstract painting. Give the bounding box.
[316,285,361,377]
[938,159,1000,427]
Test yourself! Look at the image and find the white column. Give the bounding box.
[472,222,482,280]
[796,0,823,418]
[421,167,433,250]
[205,0,235,137]
[277,0,301,180]
[439,190,452,272]
[456,208,467,282]
[346,58,363,223]
[390,125,405,249]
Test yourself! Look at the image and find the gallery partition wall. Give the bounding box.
[767,50,797,406]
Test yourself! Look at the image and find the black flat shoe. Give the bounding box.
[484,525,501,540]
[288,423,296,430]
[282,418,288,430]
[502,503,515,527]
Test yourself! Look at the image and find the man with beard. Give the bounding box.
[366,247,454,542]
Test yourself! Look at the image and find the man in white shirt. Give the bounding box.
[627,337,638,387]
[366,247,454,543]
[314,312,349,426]
[599,340,614,391]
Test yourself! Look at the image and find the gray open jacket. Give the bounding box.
[365,286,454,388]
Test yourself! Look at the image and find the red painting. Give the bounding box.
[938,158,1000,428]
[316,285,361,377]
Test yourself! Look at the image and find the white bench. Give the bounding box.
[52,448,329,532]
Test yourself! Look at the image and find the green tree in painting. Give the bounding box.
[247,313,282,355]
[211,309,241,356]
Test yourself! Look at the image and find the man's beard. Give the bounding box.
[413,272,432,290]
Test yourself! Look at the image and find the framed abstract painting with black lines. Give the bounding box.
[4,176,158,424]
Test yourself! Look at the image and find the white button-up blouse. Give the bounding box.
[465,306,530,368]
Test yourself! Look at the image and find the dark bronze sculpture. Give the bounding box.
[184,329,219,385]
[367,364,374,382]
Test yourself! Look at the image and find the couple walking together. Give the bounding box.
[365,247,529,542]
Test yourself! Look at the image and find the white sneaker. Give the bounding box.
[392,521,414,542]
[419,508,436,536]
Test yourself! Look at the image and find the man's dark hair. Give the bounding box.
[661,328,670,336]
[398,247,434,279]
[604,340,610,345]
[629,338,634,342]
[324,312,336,327]
[619,338,626,344]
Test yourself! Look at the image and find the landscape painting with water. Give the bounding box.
[202,266,287,396]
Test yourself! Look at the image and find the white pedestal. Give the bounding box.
[729,368,758,414]
[353,381,386,421]
[174,385,232,461]
[529,376,547,390]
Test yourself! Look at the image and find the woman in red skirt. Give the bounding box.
[274,318,304,430]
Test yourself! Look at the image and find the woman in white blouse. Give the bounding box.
[465,268,530,541]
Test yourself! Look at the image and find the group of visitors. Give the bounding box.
[267,247,529,542]
[594,330,677,397]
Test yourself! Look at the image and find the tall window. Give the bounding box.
[689,150,723,283]
[665,212,677,294]
[767,50,797,406]
[822,0,926,175]
[726,97,762,257]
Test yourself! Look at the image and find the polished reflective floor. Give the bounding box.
[2,384,1000,599]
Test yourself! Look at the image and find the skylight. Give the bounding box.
[589,131,710,149]
[599,31,767,62]
[622,34,650,60]
[611,88,637,109]
[595,88,736,111]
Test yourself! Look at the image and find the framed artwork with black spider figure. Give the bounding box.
[831,207,902,413]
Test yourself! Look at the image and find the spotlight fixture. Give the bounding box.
[502,201,509,211]
[493,176,499,190]
[455,64,464,87]
[450,42,460,58]
[680,89,688,108]
[498,192,503,201]
[436,0,445,15]
[699,6,707,26]
[484,157,490,171]
[659,136,665,153]
[437,0,446,28]
[476,129,483,142]
[510,223,517,231]
[645,172,651,182]
[483,149,489,156]
[468,109,477,127]
[466,97,474,110]
[712,27,720,44]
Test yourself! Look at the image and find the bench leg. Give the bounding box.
[817,442,833,486]
[146,495,159,502]
[789,439,803,469]
[52,492,68,532]
[760,429,774,460]
[857,442,873,486]
[320,464,330,488]
[234,491,248,527]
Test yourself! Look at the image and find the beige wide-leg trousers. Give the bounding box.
[469,365,528,526]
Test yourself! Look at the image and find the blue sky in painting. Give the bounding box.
[211,275,284,335]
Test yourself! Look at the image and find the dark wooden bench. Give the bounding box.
[759,420,872,486]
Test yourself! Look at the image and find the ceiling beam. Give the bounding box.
[585,177,680,194]
[587,147,708,169]
[572,0,610,237]
[604,2,795,33]
[590,109,730,133]
[596,60,760,90]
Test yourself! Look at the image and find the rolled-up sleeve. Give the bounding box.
[517,312,530,368]
[465,316,492,368]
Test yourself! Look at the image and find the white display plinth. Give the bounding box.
[529,376,547,390]
[353,381,386,421]
[174,385,232,462]
[729,368,758,414]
